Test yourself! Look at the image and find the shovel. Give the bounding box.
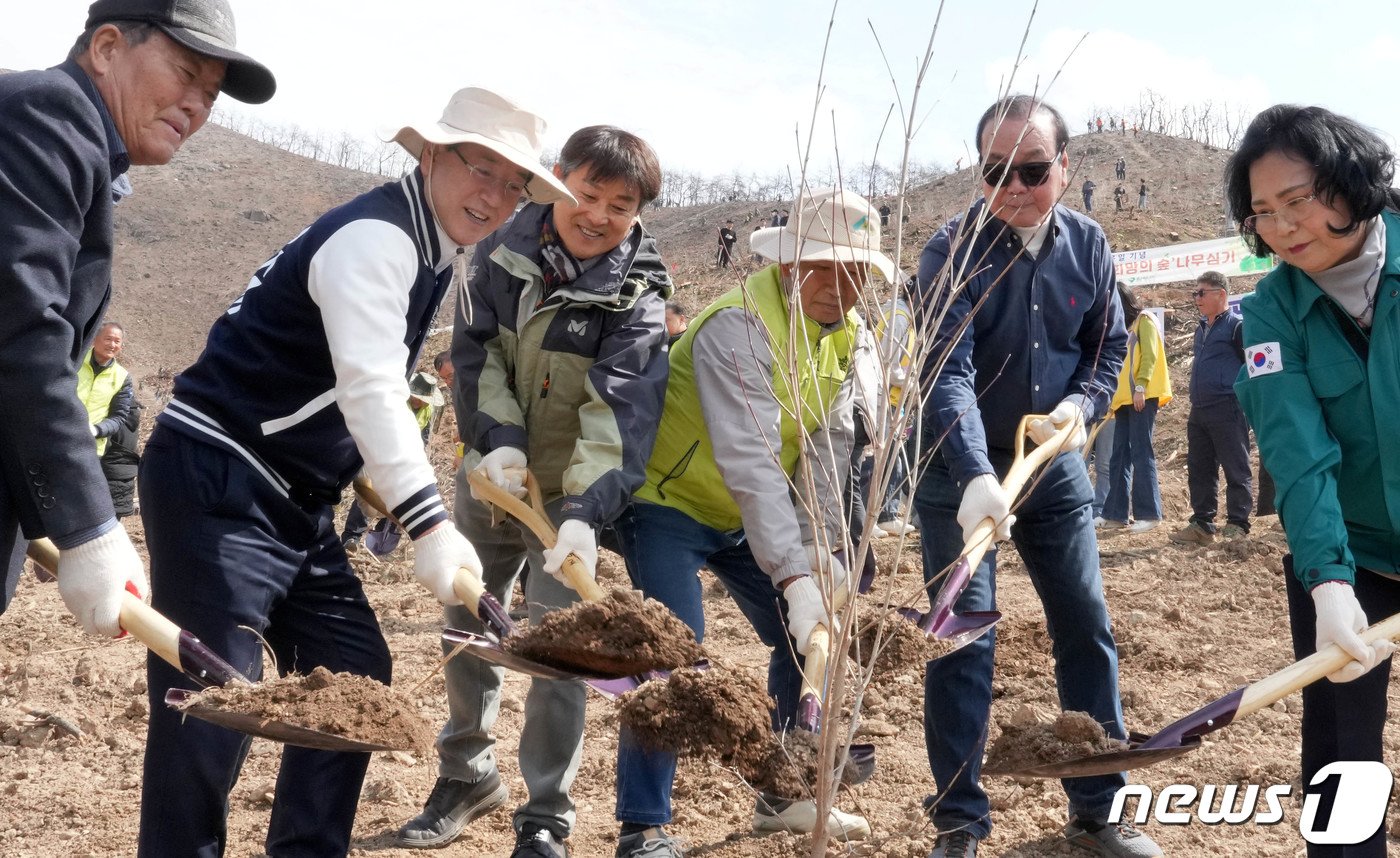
[902,413,1080,652]
[351,476,618,679]
[25,538,393,752]
[984,611,1400,778]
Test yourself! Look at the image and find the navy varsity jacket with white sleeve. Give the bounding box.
[157,170,455,537]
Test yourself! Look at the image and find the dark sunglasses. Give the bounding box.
[1191,288,1223,298]
[981,158,1058,188]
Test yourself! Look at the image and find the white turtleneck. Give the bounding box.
[1309,216,1385,329]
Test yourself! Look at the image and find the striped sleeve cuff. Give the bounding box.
[394,484,449,539]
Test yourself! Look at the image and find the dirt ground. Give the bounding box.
[4,388,1399,858]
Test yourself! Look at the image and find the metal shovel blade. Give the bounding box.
[896,556,1001,653]
[441,628,594,680]
[983,730,1202,779]
[164,688,401,752]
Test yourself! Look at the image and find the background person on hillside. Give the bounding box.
[1115,157,1126,181]
[0,0,272,633]
[1229,104,1400,858]
[1138,179,1148,210]
[608,188,887,855]
[1114,183,1127,212]
[716,219,737,268]
[1082,178,1096,212]
[913,94,1159,858]
[79,321,134,458]
[664,299,689,348]
[1099,285,1171,533]
[1170,271,1252,545]
[403,125,671,858]
[135,86,567,858]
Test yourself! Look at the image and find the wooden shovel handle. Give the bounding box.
[1237,611,1400,719]
[960,413,1080,570]
[464,469,606,602]
[25,537,248,685]
[351,477,490,616]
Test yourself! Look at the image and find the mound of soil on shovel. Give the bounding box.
[852,611,955,672]
[176,666,435,753]
[983,710,1129,773]
[618,668,855,798]
[504,587,704,675]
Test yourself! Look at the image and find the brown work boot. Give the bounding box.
[1220,524,1248,540]
[1168,522,1215,546]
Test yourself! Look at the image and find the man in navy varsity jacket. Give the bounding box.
[0,0,271,636]
[135,88,573,858]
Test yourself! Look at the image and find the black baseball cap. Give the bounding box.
[86,0,276,104]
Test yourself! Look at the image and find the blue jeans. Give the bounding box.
[610,501,804,824]
[914,451,1127,839]
[1089,418,1115,517]
[1102,399,1162,522]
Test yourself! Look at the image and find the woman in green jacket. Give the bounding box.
[1230,104,1400,857]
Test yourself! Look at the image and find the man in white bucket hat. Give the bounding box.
[135,87,567,857]
[601,188,890,855]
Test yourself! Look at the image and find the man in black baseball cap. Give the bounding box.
[85,0,275,104]
[0,0,273,649]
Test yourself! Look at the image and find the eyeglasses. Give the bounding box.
[980,157,1059,188]
[450,146,528,197]
[1192,288,1224,298]
[1241,194,1318,235]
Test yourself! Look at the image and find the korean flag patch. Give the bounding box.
[1245,342,1283,378]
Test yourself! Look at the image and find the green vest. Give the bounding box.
[76,349,128,456]
[635,265,859,530]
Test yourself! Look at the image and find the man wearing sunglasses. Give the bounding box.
[912,95,1161,858]
[1170,270,1252,546]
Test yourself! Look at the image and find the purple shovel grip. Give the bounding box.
[176,630,250,687]
[925,558,973,633]
[476,593,515,640]
[797,693,822,733]
[1139,687,1245,750]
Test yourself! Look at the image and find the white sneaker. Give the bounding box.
[881,520,917,537]
[752,798,870,840]
[1092,516,1107,528]
[1128,519,1160,533]
[869,524,890,540]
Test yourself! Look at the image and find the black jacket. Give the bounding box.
[0,61,128,603]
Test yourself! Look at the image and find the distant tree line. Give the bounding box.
[1083,90,1254,149]
[211,107,947,208]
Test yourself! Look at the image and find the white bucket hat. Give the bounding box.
[750,188,896,282]
[384,87,574,205]
[407,371,446,409]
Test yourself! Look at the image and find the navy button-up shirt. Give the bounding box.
[915,200,1126,485]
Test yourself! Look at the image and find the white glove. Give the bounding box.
[783,576,829,656]
[89,424,98,438]
[57,525,148,638]
[472,446,527,499]
[411,525,475,606]
[957,473,1015,544]
[1028,396,1088,449]
[805,545,851,601]
[1312,582,1396,683]
[542,519,598,591]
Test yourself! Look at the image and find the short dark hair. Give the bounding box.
[70,20,156,60]
[665,300,687,317]
[1196,270,1229,293]
[1226,104,1400,256]
[974,94,1069,160]
[557,126,663,209]
[432,351,451,372]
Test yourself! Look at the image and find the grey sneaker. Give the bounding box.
[1063,818,1162,857]
[616,826,684,857]
[1168,521,1215,545]
[1220,523,1248,539]
[396,772,508,848]
[929,829,979,858]
[512,824,569,858]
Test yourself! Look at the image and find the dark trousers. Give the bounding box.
[1186,401,1253,532]
[137,427,392,858]
[1284,557,1400,857]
